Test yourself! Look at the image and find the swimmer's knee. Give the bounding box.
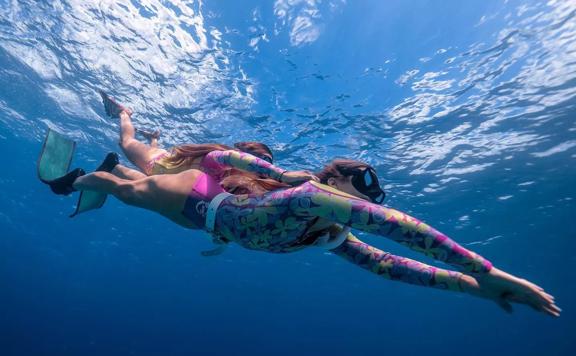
[119,137,136,150]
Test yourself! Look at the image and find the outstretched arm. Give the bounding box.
[203,150,285,179]
[330,232,561,316]
[331,233,466,291]
[294,182,491,274]
[203,150,317,184]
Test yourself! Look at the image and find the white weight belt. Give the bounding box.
[205,192,233,233]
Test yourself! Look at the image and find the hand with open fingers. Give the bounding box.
[461,268,561,317]
[280,170,320,185]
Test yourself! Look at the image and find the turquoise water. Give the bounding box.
[1,0,575,355]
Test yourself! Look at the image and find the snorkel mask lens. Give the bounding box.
[351,168,386,204]
[370,191,386,204]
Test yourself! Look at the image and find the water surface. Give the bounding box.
[1,1,575,355]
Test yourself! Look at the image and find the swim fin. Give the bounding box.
[47,168,85,195]
[37,129,76,183]
[38,129,115,217]
[70,153,119,217]
[99,90,131,118]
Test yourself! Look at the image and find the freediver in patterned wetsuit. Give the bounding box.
[45,145,560,317]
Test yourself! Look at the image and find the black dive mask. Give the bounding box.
[350,167,386,204]
[260,155,273,164]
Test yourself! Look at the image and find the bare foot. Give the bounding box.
[137,128,161,140]
[460,267,561,317]
[99,90,132,118]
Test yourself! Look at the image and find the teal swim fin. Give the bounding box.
[37,129,76,182]
[70,153,119,217]
[37,129,108,217]
[70,190,107,217]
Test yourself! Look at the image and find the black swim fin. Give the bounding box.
[96,152,119,172]
[46,168,85,195]
[99,90,130,118]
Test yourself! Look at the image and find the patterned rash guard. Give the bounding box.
[180,150,286,228]
[193,150,493,292]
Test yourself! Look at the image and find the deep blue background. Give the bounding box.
[1,1,575,355]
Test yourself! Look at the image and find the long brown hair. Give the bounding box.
[165,143,289,195]
[220,172,290,195]
[224,158,375,195]
[234,142,273,162]
[315,159,372,183]
[165,143,233,168]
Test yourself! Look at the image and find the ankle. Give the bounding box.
[71,175,84,190]
[119,109,132,118]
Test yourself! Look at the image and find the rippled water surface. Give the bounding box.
[1,1,575,355]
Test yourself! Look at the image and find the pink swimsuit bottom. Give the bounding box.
[181,172,225,228]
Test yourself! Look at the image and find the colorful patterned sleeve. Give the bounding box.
[331,233,465,291]
[202,150,285,180]
[292,182,493,274]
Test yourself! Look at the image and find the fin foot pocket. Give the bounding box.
[97,152,119,172]
[47,168,85,195]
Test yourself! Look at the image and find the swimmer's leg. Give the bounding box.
[137,128,161,148]
[111,164,147,180]
[48,152,118,196]
[94,151,148,180]
[73,172,143,205]
[72,170,199,225]
[72,172,173,213]
[99,91,167,173]
[117,110,167,173]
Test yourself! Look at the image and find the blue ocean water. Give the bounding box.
[1,0,575,355]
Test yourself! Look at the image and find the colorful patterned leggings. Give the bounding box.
[217,181,492,291]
